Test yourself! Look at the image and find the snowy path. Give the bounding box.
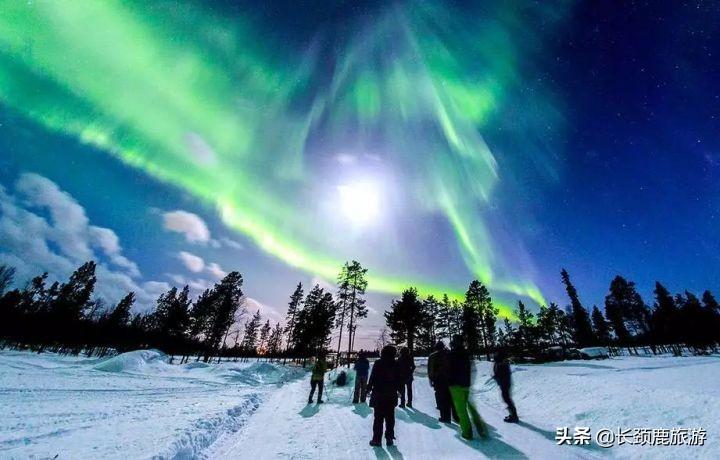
[210,364,599,460]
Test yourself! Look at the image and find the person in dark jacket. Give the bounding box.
[308,355,327,404]
[427,340,457,422]
[367,345,401,447]
[353,350,370,403]
[448,335,487,440]
[493,350,519,423]
[397,347,415,408]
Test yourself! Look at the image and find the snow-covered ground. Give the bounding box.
[1,350,718,459]
[0,350,303,459]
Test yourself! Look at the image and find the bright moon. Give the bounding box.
[338,181,381,225]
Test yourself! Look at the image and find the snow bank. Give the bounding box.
[93,349,168,373]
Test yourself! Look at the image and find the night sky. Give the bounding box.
[1,1,718,346]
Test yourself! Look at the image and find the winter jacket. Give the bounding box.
[493,360,512,388]
[367,357,401,408]
[447,348,471,387]
[427,349,450,383]
[397,355,416,382]
[311,360,327,382]
[353,356,370,377]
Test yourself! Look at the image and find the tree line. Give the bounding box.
[0,259,372,363]
[382,269,720,358]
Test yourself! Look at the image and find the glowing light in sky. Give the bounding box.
[0,0,570,316]
[338,181,381,226]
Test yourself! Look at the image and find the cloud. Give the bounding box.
[220,238,243,250]
[178,251,205,273]
[206,262,227,279]
[162,210,211,244]
[245,297,284,324]
[0,173,164,312]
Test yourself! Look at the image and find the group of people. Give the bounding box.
[306,335,518,448]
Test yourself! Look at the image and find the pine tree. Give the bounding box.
[605,275,649,345]
[384,287,426,354]
[52,261,97,323]
[107,292,135,328]
[336,261,368,362]
[591,305,610,345]
[417,295,439,352]
[0,264,16,295]
[267,322,284,357]
[650,282,679,345]
[561,269,595,346]
[204,272,244,361]
[258,319,272,353]
[242,310,262,353]
[284,283,303,349]
[436,294,454,340]
[464,280,496,359]
[514,301,536,352]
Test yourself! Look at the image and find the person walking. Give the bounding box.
[397,347,415,408]
[353,350,370,403]
[308,354,328,404]
[493,350,519,423]
[427,340,457,423]
[367,345,401,447]
[448,335,487,440]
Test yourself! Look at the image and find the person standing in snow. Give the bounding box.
[308,354,328,404]
[397,347,416,408]
[367,345,401,447]
[448,335,487,440]
[353,350,370,404]
[428,340,457,423]
[493,350,519,423]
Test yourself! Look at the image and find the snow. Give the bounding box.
[0,350,303,459]
[1,350,718,459]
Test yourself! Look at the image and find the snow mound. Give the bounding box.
[93,349,168,373]
[217,361,304,385]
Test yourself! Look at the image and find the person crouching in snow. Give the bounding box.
[448,335,487,440]
[367,345,401,447]
[308,354,328,404]
[493,350,519,423]
[353,350,370,403]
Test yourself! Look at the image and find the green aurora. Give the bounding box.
[0,0,572,317]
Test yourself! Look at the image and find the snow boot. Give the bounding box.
[386,439,394,447]
[308,398,313,404]
[503,415,519,423]
[369,439,381,447]
[317,400,324,404]
[399,403,406,408]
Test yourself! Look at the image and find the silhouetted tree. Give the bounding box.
[204,272,244,361]
[0,264,16,295]
[242,310,262,354]
[591,305,611,346]
[417,295,440,352]
[258,319,272,352]
[336,261,368,362]
[384,287,427,354]
[561,269,595,346]
[284,283,303,350]
[464,280,496,359]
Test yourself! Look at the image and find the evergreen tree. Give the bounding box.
[514,301,536,352]
[436,294,454,340]
[650,282,679,345]
[384,287,426,354]
[267,322,284,357]
[417,295,439,352]
[591,305,611,345]
[336,261,368,361]
[464,280,496,359]
[258,319,272,352]
[52,261,97,324]
[242,310,262,353]
[292,285,336,357]
[204,272,244,361]
[284,283,303,349]
[107,292,135,328]
[0,264,16,295]
[604,276,633,344]
[561,269,595,346]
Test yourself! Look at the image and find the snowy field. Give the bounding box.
[0,350,303,459]
[0,350,718,459]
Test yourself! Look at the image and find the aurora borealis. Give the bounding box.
[1,0,719,336]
